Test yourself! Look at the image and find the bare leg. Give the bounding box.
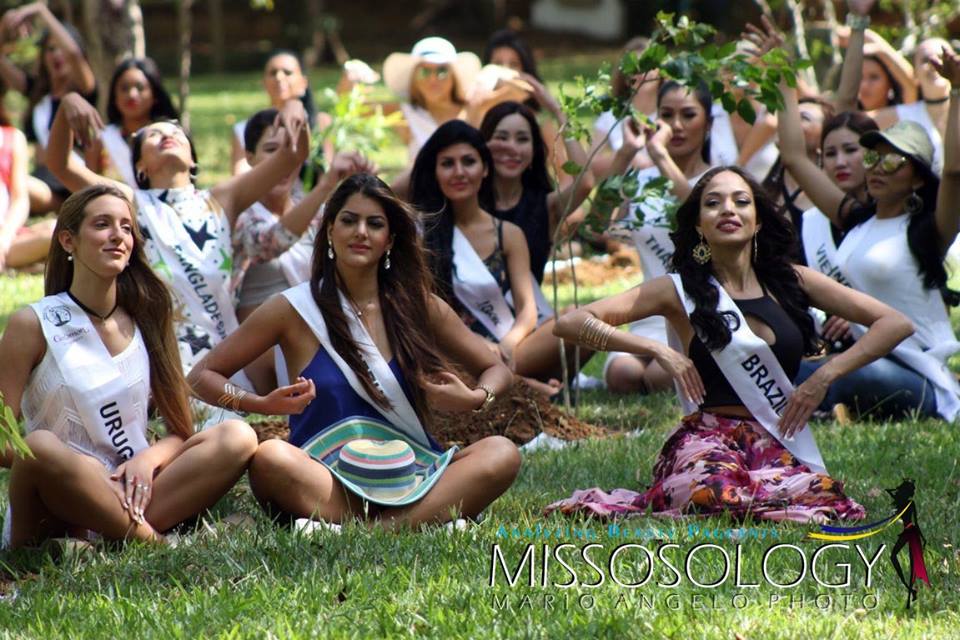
[8,431,159,548]
[6,220,55,269]
[605,355,672,395]
[248,439,367,523]
[514,319,595,382]
[144,420,259,532]
[378,436,521,529]
[27,176,61,216]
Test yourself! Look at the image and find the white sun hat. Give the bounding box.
[383,36,481,101]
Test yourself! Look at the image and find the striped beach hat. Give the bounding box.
[303,417,457,506]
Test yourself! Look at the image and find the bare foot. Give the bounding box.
[523,376,562,398]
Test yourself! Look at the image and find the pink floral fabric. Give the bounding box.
[545,412,866,524]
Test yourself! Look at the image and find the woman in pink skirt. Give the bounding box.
[547,166,914,523]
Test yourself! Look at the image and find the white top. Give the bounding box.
[100,124,137,187]
[401,103,438,161]
[839,214,955,352]
[21,325,150,471]
[894,102,944,176]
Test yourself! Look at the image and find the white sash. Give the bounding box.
[277,223,317,287]
[801,208,850,286]
[100,124,136,187]
[667,274,827,472]
[833,217,960,421]
[30,293,150,461]
[134,189,252,391]
[282,281,432,449]
[451,226,515,341]
[31,95,53,150]
[400,104,437,159]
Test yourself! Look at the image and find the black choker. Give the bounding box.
[67,291,119,322]
[924,95,949,105]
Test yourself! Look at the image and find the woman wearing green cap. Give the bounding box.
[794,47,960,421]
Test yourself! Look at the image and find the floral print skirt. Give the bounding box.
[545,412,866,523]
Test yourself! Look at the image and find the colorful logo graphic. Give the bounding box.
[808,479,929,609]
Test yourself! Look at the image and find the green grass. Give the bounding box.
[1,68,959,638]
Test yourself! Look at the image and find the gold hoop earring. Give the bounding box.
[692,231,711,265]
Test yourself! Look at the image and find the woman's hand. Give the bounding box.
[421,371,487,413]
[254,376,316,415]
[651,344,705,405]
[320,151,377,189]
[821,315,853,344]
[110,452,160,524]
[520,72,563,121]
[621,116,647,153]
[274,100,308,153]
[60,92,104,149]
[644,119,673,157]
[740,15,786,61]
[778,371,830,438]
[931,46,960,87]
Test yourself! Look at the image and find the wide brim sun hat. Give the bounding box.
[860,120,935,171]
[303,416,456,506]
[383,36,482,101]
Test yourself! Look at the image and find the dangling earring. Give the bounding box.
[384,249,391,270]
[753,233,759,259]
[692,231,711,265]
[327,244,334,259]
[905,191,923,215]
[67,254,73,262]
[136,170,147,185]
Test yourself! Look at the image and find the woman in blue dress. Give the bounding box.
[188,173,519,528]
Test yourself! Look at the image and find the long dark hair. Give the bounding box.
[312,174,448,425]
[861,54,903,108]
[106,57,179,126]
[844,161,957,305]
[45,184,193,439]
[670,166,818,353]
[479,100,552,195]
[657,80,712,164]
[482,29,541,111]
[821,110,878,149]
[130,120,199,189]
[411,120,496,305]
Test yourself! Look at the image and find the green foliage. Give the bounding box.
[302,87,403,190]
[0,390,31,459]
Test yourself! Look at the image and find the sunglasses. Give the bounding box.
[416,65,450,80]
[862,149,909,174]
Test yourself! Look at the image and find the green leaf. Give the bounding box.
[736,98,756,124]
[721,92,737,114]
[561,161,583,177]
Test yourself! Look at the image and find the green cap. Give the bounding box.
[860,120,934,170]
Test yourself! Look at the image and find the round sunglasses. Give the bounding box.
[862,149,909,174]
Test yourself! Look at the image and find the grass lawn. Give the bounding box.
[0,65,958,638]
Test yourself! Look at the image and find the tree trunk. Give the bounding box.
[302,0,325,70]
[784,0,819,93]
[209,0,224,73]
[178,0,193,130]
[81,0,145,113]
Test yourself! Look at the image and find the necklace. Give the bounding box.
[67,291,119,322]
[346,295,377,318]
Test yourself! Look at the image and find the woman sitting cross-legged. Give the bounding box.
[0,185,258,548]
[546,167,914,522]
[188,174,520,529]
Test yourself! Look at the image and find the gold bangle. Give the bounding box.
[579,315,616,351]
[473,384,496,413]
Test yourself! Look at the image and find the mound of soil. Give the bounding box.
[250,381,608,449]
[548,250,642,287]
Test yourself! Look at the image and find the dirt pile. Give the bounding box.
[250,381,608,449]
[547,250,642,287]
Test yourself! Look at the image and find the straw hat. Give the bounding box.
[383,36,481,101]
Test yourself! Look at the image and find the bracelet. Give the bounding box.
[216,382,248,413]
[845,13,870,30]
[577,315,616,352]
[473,384,496,413]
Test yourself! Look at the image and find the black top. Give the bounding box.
[688,294,804,410]
[461,220,511,342]
[494,186,551,284]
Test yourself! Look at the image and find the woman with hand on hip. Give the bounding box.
[547,167,912,522]
[0,185,257,548]
[189,174,519,529]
